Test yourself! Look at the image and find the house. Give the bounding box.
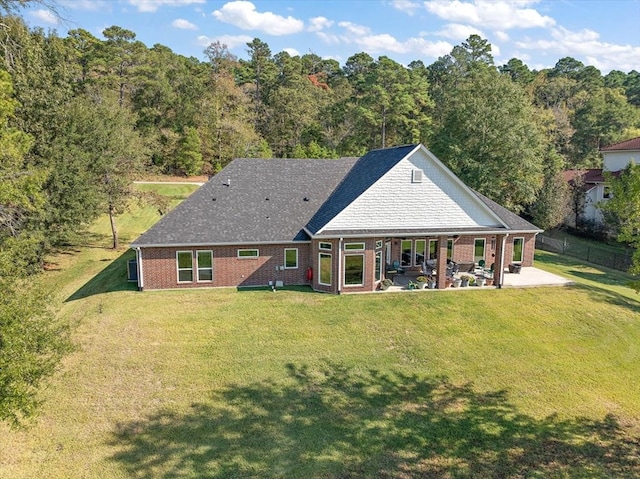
[564,136,640,227]
[130,144,542,293]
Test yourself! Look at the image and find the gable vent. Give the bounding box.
[412,169,423,183]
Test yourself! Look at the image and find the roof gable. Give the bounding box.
[305,144,419,234]
[308,144,509,235]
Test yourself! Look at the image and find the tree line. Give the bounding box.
[1,6,639,424]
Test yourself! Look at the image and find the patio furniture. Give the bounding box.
[392,260,405,275]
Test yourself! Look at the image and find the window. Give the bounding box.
[428,239,438,260]
[415,240,426,265]
[376,240,383,249]
[474,238,486,263]
[375,250,382,282]
[344,254,365,286]
[513,237,524,263]
[319,242,332,251]
[197,250,213,282]
[401,240,412,267]
[284,248,298,269]
[603,186,612,199]
[429,239,453,260]
[412,169,423,183]
[344,242,365,251]
[319,253,332,285]
[238,249,259,258]
[177,251,193,282]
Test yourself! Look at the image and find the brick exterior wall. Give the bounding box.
[139,233,537,292]
[140,243,312,290]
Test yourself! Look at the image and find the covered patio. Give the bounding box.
[381,266,572,292]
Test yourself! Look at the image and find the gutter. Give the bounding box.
[337,237,343,293]
[135,247,144,291]
[498,234,508,289]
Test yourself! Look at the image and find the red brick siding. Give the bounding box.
[502,234,536,267]
[141,244,311,290]
[139,234,537,292]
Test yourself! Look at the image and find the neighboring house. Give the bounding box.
[130,144,542,293]
[565,136,640,227]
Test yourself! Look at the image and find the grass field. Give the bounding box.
[1,184,639,478]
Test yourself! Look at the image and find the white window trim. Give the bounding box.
[401,239,413,267]
[196,250,213,283]
[412,169,423,183]
[512,237,525,263]
[344,242,365,251]
[428,239,438,260]
[284,248,298,269]
[176,250,193,283]
[319,252,332,286]
[343,253,365,287]
[237,249,259,258]
[376,240,383,249]
[319,242,332,251]
[375,250,383,282]
[414,239,426,265]
[474,238,486,263]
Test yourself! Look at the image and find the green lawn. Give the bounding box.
[1,185,639,478]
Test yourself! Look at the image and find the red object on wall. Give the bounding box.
[307,267,313,281]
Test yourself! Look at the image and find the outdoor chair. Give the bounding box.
[392,260,405,275]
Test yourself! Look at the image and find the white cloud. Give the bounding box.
[283,47,300,57]
[515,26,640,73]
[425,0,555,30]
[390,0,422,15]
[172,18,198,30]
[495,31,509,42]
[30,9,58,25]
[60,0,110,11]
[197,34,253,49]
[435,23,483,41]
[315,31,341,45]
[213,1,304,36]
[308,16,333,32]
[129,0,206,13]
[338,21,371,37]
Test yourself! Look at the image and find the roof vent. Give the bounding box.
[223,178,230,186]
[212,198,216,201]
[303,197,309,202]
[412,169,423,183]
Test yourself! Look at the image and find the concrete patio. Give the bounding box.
[384,267,572,292]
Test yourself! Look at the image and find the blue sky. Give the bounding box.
[20,0,640,73]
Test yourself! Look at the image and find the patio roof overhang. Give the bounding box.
[306,226,542,240]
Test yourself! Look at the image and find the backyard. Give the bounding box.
[0,183,638,478]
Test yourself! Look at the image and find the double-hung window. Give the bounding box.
[177,251,193,282]
[197,250,213,282]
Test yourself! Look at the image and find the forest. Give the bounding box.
[1,4,640,424]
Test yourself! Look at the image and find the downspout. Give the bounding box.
[136,247,144,291]
[337,237,343,294]
[498,234,508,289]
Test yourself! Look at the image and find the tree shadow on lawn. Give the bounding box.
[109,362,639,478]
[66,249,138,302]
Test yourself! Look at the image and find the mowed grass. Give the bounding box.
[1,184,639,478]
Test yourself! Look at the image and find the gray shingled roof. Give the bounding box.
[472,190,541,232]
[131,146,541,248]
[306,144,418,234]
[131,158,358,247]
